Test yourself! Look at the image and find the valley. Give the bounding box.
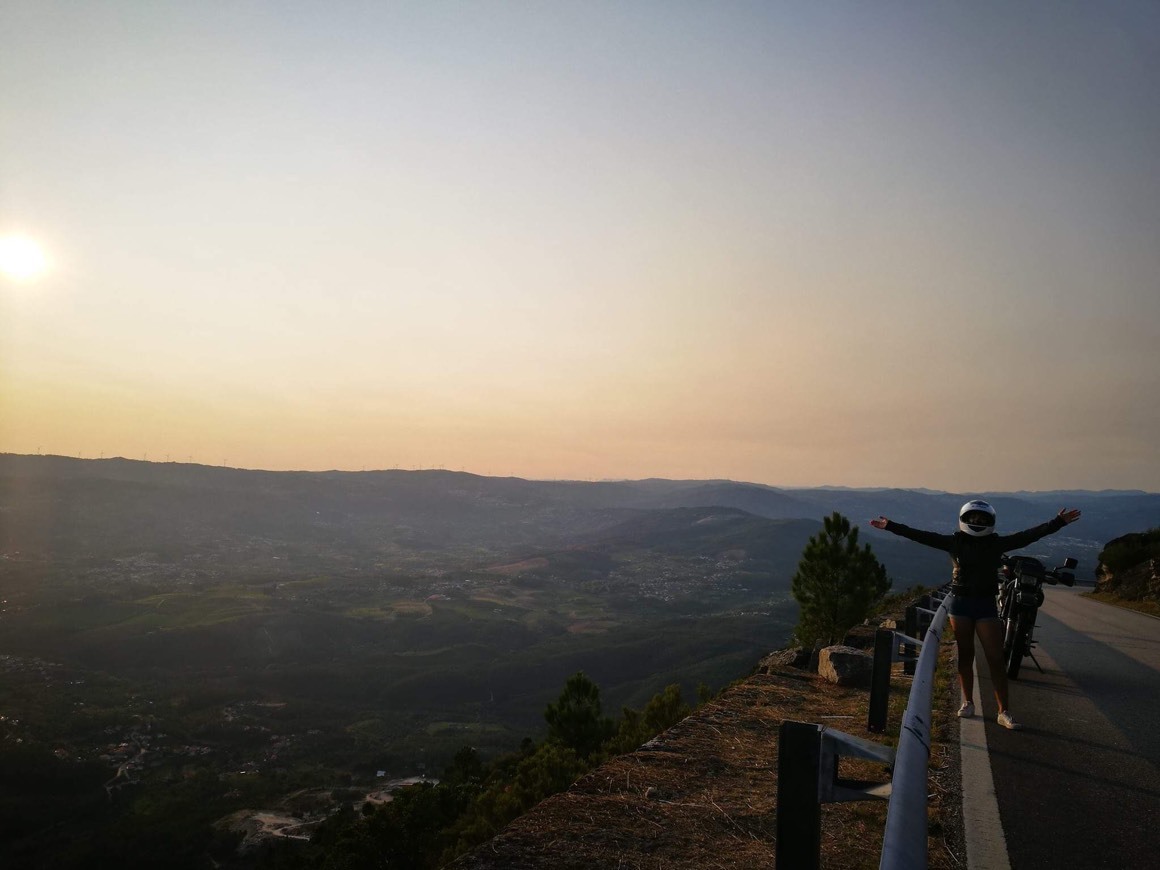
[1,454,1152,867]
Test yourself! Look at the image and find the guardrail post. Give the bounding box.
[867,628,895,733]
[903,606,918,675]
[777,721,822,870]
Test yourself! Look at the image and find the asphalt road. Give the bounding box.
[975,586,1160,870]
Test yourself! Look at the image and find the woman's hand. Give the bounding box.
[1058,508,1081,524]
[869,516,889,530]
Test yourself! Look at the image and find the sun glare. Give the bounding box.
[0,235,48,281]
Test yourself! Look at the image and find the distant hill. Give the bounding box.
[2,453,1154,577]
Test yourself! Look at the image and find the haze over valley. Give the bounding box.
[1,453,1155,864]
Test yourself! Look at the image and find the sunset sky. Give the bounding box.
[2,2,1158,491]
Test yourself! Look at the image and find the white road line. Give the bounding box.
[959,656,1011,870]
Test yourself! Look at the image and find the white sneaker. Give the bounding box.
[997,711,1022,730]
[957,701,974,718]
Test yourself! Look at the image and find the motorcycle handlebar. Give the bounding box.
[1000,555,1078,587]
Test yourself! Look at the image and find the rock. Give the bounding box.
[1103,558,1160,601]
[756,647,810,673]
[817,645,874,688]
[879,618,898,630]
[807,639,826,674]
[842,624,877,650]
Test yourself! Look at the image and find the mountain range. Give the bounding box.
[2,453,1150,576]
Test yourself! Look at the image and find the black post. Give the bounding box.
[867,629,894,733]
[903,605,918,676]
[777,720,822,870]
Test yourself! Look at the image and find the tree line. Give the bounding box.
[257,673,705,869]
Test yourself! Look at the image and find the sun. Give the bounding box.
[0,235,48,281]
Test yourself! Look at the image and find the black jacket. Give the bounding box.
[883,515,1067,598]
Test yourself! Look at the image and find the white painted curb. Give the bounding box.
[959,657,1011,870]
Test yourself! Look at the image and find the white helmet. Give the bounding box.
[959,500,996,536]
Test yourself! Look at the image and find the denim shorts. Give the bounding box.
[947,594,999,621]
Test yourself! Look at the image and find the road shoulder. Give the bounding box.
[959,656,1011,870]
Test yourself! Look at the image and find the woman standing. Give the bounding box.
[870,501,1081,730]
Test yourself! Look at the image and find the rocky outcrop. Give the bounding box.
[817,645,874,687]
[1096,558,1160,600]
[757,616,901,677]
[842,622,879,650]
[755,646,809,672]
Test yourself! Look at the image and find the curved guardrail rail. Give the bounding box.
[775,587,951,869]
[879,589,951,870]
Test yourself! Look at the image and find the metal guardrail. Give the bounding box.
[774,586,951,869]
[776,721,895,869]
[879,588,950,870]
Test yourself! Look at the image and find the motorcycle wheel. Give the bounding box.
[1006,617,1027,680]
[1002,612,1016,658]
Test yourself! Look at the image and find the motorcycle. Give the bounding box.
[996,554,1078,679]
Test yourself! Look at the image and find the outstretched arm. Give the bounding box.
[997,507,1081,550]
[869,516,955,551]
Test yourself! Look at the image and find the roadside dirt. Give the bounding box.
[450,638,965,869]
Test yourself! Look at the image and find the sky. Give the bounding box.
[2,1,1158,491]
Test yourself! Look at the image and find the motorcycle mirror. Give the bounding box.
[1063,557,1078,570]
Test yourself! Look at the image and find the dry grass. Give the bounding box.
[450,631,966,869]
[1081,590,1160,618]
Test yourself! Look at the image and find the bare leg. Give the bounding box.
[950,616,976,704]
[975,618,1009,713]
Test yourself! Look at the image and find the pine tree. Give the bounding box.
[605,683,690,755]
[791,512,891,647]
[542,672,615,758]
